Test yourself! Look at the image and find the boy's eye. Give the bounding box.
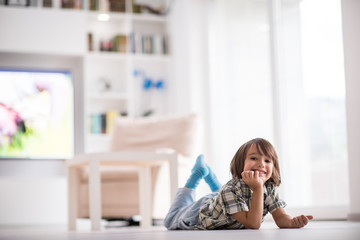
[265,159,271,163]
[250,157,257,160]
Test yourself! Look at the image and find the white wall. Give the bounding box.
[341,0,360,221]
[0,52,84,225]
[167,0,211,197]
[0,7,86,55]
[0,177,67,225]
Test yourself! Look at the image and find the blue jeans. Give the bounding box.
[163,188,217,230]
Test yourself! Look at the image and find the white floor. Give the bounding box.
[0,221,360,240]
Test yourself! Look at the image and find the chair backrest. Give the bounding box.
[110,114,199,158]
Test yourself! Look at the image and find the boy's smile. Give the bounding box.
[243,144,274,183]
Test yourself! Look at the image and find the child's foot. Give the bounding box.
[191,154,209,176]
[204,165,222,192]
[185,154,209,189]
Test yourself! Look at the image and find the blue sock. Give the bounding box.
[204,166,222,192]
[185,154,209,189]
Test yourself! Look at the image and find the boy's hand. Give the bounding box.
[289,215,313,228]
[241,170,264,191]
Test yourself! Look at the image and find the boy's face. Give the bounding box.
[243,144,274,183]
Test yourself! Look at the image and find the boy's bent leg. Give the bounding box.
[204,165,222,192]
[185,154,209,190]
[164,189,217,230]
[164,188,196,230]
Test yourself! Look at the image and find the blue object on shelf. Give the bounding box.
[155,79,165,89]
[143,78,153,90]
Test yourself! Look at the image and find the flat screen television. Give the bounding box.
[0,68,74,160]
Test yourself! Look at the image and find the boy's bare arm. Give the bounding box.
[231,171,264,229]
[231,186,263,229]
[272,208,313,228]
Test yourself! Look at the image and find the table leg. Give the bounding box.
[169,154,179,202]
[138,166,152,228]
[89,160,102,231]
[67,166,79,231]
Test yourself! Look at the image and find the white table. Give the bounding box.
[66,151,179,231]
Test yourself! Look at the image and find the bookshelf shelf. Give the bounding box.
[131,13,167,23]
[88,92,128,100]
[86,52,128,60]
[86,52,170,60]
[88,133,112,140]
[86,12,166,22]
[86,11,130,21]
[132,54,170,61]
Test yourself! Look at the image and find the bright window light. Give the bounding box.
[97,13,110,22]
[278,0,348,208]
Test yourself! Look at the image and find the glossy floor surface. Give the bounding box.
[0,221,359,240]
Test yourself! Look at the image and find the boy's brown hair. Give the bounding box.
[230,138,281,186]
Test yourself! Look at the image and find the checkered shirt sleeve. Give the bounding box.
[221,185,249,215]
[265,185,287,213]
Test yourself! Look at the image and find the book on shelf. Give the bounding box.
[130,32,142,54]
[113,34,127,53]
[153,34,163,55]
[90,110,120,135]
[61,0,82,9]
[100,113,107,134]
[95,33,168,54]
[106,110,119,134]
[143,35,152,54]
[43,0,52,7]
[88,32,94,52]
[109,0,125,12]
[162,34,169,55]
[88,0,125,12]
[90,114,102,134]
[5,0,31,6]
[129,32,168,55]
[89,0,99,11]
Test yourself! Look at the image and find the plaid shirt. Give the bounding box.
[196,178,286,230]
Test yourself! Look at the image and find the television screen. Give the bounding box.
[0,68,74,159]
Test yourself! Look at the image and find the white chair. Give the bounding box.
[66,114,199,230]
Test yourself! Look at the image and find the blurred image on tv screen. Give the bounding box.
[0,69,74,159]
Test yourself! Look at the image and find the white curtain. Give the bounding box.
[170,0,349,215]
[277,0,348,208]
[207,0,274,184]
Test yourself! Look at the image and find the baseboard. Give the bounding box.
[347,213,360,221]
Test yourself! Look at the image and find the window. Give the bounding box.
[207,0,348,214]
[277,0,348,208]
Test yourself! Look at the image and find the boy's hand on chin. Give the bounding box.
[241,170,264,190]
